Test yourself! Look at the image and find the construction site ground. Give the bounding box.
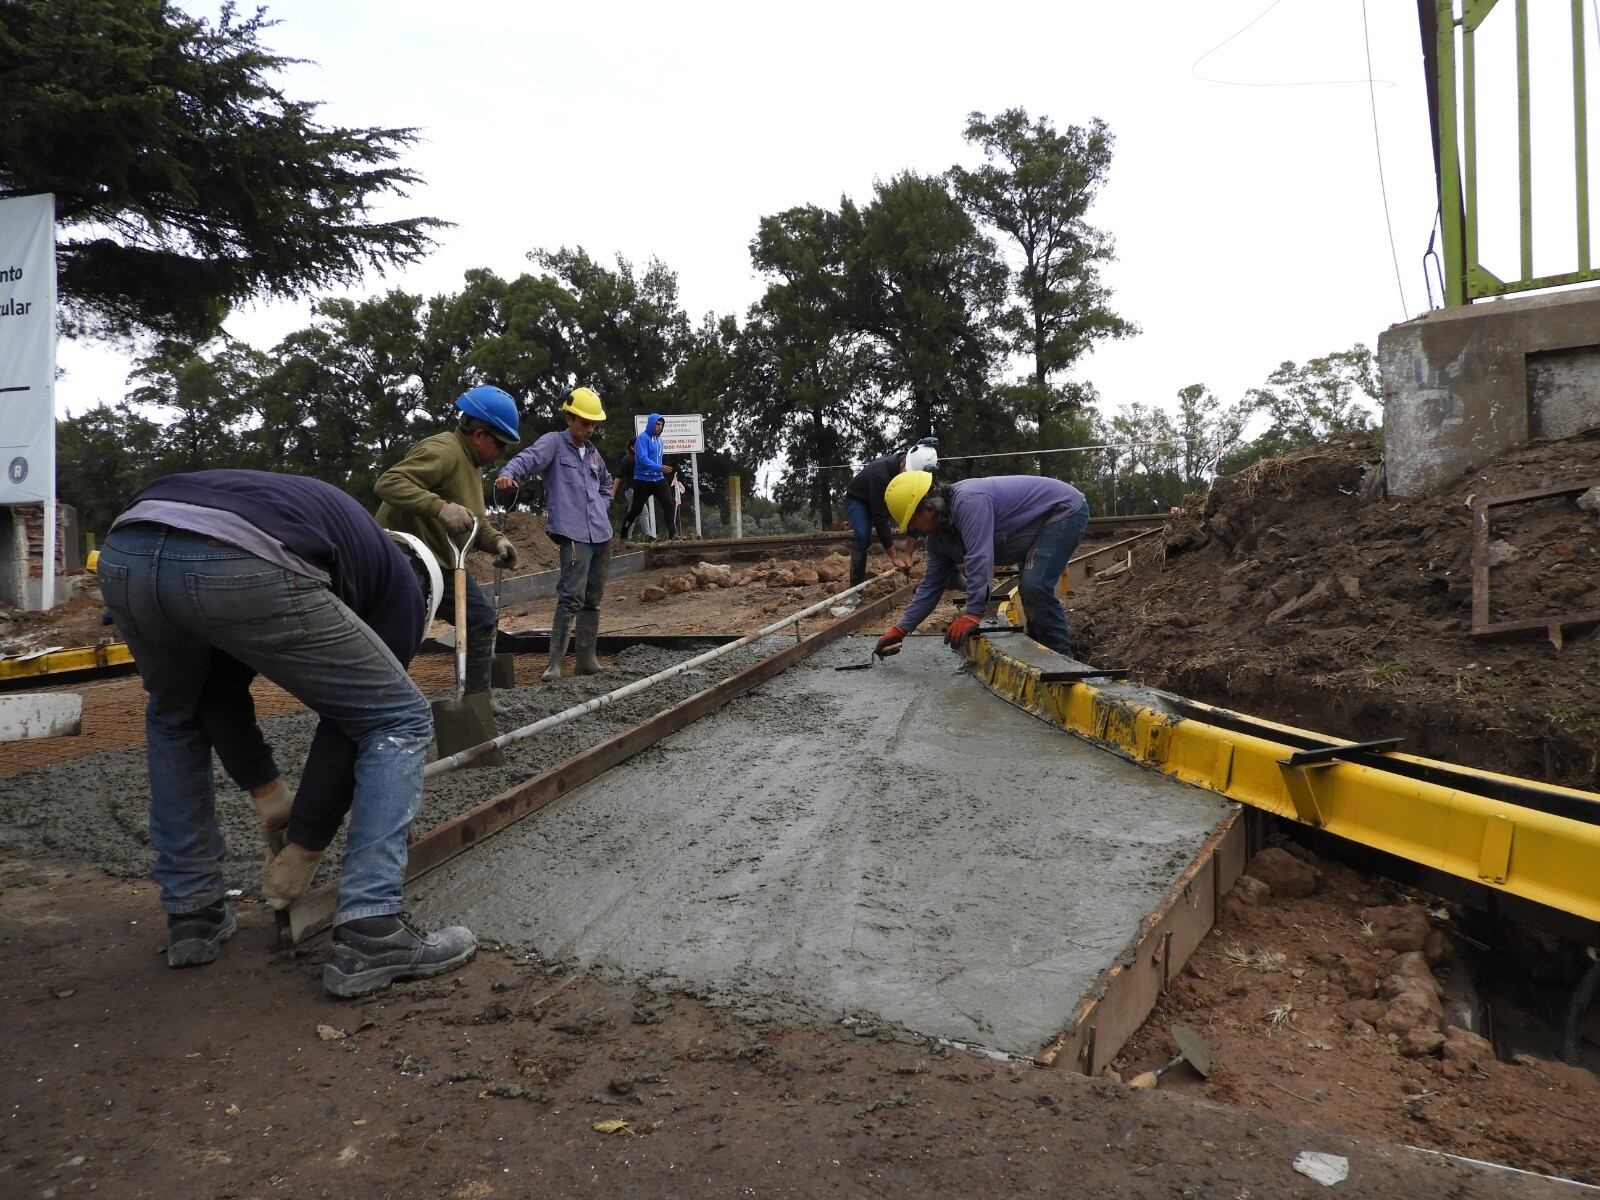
[3,440,1599,1195]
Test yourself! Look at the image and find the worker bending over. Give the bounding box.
[375,386,521,696]
[496,387,618,682]
[842,439,938,594]
[97,470,475,997]
[875,472,1089,658]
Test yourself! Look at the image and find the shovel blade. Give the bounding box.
[431,692,502,768]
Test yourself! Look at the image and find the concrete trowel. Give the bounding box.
[431,518,502,767]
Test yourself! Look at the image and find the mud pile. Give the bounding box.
[1073,431,1600,788]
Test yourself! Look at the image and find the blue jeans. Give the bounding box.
[1018,507,1090,656]
[98,525,431,925]
[436,573,497,693]
[844,495,878,553]
[552,537,612,619]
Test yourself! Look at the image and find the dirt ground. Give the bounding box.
[1072,431,1600,791]
[1,858,1578,1200]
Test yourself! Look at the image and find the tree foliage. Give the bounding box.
[0,0,443,341]
[951,107,1134,432]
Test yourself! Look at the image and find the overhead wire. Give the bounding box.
[1361,0,1410,319]
[1191,0,1394,88]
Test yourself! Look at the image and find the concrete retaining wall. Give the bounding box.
[1379,285,1600,497]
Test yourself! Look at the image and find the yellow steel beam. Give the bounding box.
[966,635,1600,926]
[0,642,134,683]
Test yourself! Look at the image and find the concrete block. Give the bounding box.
[1379,285,1600,497]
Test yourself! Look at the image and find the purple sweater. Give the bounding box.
[898,476,1087,631]
[499,430,614,543]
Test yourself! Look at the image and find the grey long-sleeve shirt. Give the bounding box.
[898,476,1087,631]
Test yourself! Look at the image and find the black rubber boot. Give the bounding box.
[541,613,572,682]
[323,915,477,998]
[166,900,236,968]
[848,546,869,588]
[574,611,606,675]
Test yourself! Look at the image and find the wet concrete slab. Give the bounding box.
[408,636,1234,1056]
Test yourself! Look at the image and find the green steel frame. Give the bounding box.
[1433,0,1598,304]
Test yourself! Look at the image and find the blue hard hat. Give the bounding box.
[455,385,520,445]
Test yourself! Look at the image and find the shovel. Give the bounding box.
[1128,1023,1213,1089]
[489,490,517,690]
[430,518,502,767]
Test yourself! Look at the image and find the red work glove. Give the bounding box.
[945,614,982,648]
[875,626,908,658]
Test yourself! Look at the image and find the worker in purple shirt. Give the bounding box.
[496,387,618,682]
[873,472,1090,657]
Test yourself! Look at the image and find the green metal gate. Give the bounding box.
[1429,0,1599,304]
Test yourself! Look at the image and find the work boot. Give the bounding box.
[574,611,606,675]
[166,901,236,968]
[618,519,633,543]
[262,842,325,910]
[848,546,869,588]
[541,613,573,682]
[249,779,292,840]
[322,915,477,999]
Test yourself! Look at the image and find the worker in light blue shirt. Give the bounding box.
[497,387,618,681]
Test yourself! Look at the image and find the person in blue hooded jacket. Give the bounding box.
[619,412,678,541]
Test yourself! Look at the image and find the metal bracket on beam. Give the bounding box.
[1284,738,1404,767]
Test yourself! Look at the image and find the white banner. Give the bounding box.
[633,412,705,454]
[0,193,56,505]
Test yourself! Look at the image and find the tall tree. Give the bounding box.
[1242,345,1379,461]
[0,0,443,341]
[951,108,1134,437]
[851,173,1007,447]
[740,205,876,523]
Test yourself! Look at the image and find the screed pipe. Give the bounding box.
[424,572,898,778]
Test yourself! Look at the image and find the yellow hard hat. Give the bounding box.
[562,386,606,422]
[885,470,934,532]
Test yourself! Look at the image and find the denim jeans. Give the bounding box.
[98,525,431,925]
[552,537,612,619]
[1018,506,1090,657]
[435,572,497,694]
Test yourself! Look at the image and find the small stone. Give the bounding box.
[1423,929,1454,965]
[1485,538,1521,566]
[1336,574,1361,601]
[1244,848,1316,898]
[639,585,667,603]
[1400,1026,1445,1058]
[1231,874,1271,906]
[1442,1026,1494,1072]
[1575,486,1600,514]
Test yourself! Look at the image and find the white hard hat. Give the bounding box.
[385,530,443,636]
[905,443,938,473]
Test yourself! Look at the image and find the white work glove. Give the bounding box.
[437,502,475,537]
[493,537,518,570]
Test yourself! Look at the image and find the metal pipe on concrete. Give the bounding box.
[424,572,897,777]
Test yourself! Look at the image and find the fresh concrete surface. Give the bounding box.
[409,636,1233,1056]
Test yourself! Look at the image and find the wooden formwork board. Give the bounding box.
[1038,806,1248,1073]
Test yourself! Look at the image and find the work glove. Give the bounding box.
[438,501,476,538]
[944,614,982,648]
[493,537,518,570]
[875,626,908,658]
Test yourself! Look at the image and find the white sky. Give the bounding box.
[55,0,1600,431]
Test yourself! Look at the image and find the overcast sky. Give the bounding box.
[56,0,1599,433]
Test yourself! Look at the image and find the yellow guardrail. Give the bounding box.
[0,642,134,684]
[968,625,1600,926]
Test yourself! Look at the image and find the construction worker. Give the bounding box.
[374,386,521,697]
[96,470,475,997]
[259,530,443,911]
[874,471,1089,658]
[620,412,676,541]
[842,439,938,596]
[495,387,618,681]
